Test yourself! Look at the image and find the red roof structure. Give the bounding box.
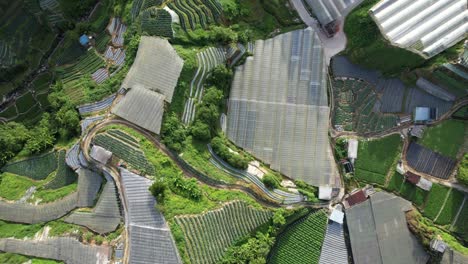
[346,190,367,207]
[405,172,421,185]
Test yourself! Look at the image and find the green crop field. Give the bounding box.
[0,252,62,264]
[44,150,77,189]
[419,120,465,159]
[15,92,36,114]
[1,152,57,180]
[94,132,155,175]
[435,189,465,225]
[269,209,328,264]
[354,134,402,185]
[175,201,272,264]
[412,188,428,208]
[140,8,173,38]
[423,184,450,220]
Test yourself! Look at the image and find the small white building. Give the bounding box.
[319,186,333,200]
[90,145,112,164]
[416,177,433,191]
[329,205,344,224]
[348,139,358,163]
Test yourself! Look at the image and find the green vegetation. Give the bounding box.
[140,8,173,38]
[0,253,62,264]
[211,136,250,170]
[354,134,401,185]
[0,173,36,200]
[1,152,57,180]
[432,69,468,98]
[0,220,43,239]
[262,173,281,189]
[419,120,465,158]
[269,209,328,264]
[44,150,77,189]
[33,183,77,204]
[343,0,425,75]
[434,189,465,226]
[457,154,468,186]
[452,201,468,242]
[423,184,450,220]
[387,171,404,192]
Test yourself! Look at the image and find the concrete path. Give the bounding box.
[289,0,347,63]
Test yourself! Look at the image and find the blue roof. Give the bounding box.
[79,34,89,46]
[414,107,430,121]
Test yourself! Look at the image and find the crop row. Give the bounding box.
[140,8,173,38]
[93,133,155,175]
[269,209,328,264]
[167,0,221,31]
[57,51,106,83]
[175,201,272,263]
[1,152,57,180]
[107,129,139,147]
[44,150,78,189]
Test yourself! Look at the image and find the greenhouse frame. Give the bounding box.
[227,28,337,186]
[370,0,468,58]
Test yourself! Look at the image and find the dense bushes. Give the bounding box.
[149,180,167,202]
[457,154,468,186]
[168,173,202,201]
[161,113,188,152]
[262,173,281,189]
[211,136,249,169]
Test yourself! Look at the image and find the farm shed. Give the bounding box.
[405,171,421,185]
[410,125,425,138]
[227,28,337,186]
[319,186,333,200]
[370,0,467,58]
[121,36,183,103]
[346,192,429,264]
[329,205,344,224]
[111,85,165,134]
[90,145,112,164]
[344,189,367,208]
[416,178,432,191]
[348,139,358,161]
[414,107,436,122]
[120,169,182,263]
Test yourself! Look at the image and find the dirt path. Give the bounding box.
[434,188,452,222]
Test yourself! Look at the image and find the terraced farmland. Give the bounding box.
[269,209,328,264]
[93,132,155,175]
[332,78,399,134]
[140,8,173,38]
[423,184,450,220]
[167,0,222,31]
[1,152,57,180]
[44,150,77,189]
[175,201,272,263]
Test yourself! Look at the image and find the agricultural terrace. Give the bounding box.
[268,209,328,264]
[418,120,465,159]
[93,129,155,175]
[139,7,174,38]
[354,134,402,185]
[166,0,223,31]
[332,78,399,134]
[175,201,272,263]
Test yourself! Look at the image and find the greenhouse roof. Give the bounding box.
[303,0,363,26]
[370,0,468,58]
[346,192,429,264]
[112,85,165,134]
[121,36,183,103]
[227,28,337,186]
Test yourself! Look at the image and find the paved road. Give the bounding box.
[289,0,347,63]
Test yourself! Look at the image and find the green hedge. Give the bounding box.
[211,136,249,170]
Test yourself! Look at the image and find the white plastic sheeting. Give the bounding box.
[227,28,336,186]
[121,36,184,103]
[111,85,165,134]
[304,0,363,25]
[370,0,468,58]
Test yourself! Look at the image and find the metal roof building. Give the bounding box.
[370,0,468,58]
[121,36,183,103]
[319,222,349,264]
[227,28,337,186]
[346,192,429,264]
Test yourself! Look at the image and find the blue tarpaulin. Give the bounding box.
[79,34,89,46]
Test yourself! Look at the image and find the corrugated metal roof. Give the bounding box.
[346,192,429,264]
[319,222,349,264]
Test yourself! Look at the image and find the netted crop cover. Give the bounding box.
[227,28,336,186]
[121,36,183,102]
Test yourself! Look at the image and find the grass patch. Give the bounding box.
[423,184,450,220]
[0,220,44,239]
[0,172,38,200]
[0,253,61,264]
[354,134,401,184]
[434,189,465,226]
[386,171,404,192]
[452,200,468,242]
[343,0,425,76]
[412,188,428,208]
[33,183,77,204]
[419,119,465,159]
[399,181,415,201]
